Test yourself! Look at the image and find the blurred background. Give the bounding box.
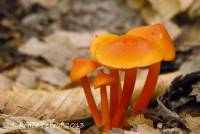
[0,0,199,90]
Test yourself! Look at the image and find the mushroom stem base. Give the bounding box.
[101,85,111,131]
[81,76,102,126]
[112,68,137,128]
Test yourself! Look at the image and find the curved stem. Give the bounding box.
[110,69,122,120]
[101,85,111,131]
[112,68,137,127]
[132,62,161,117]
[81,76,102,126]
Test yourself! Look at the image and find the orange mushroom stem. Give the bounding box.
[70,58,101,126]
[81,76,102,125]
[93,70,115,131]
[112,68,137,127]
[132,62,161,117]
[100,85,111,130]
[110,69,122,120]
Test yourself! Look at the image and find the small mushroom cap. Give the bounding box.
[126,24,175,61]
[90,34,119,58]
[93,35,165,69]
[70,58,98,81]
[93,70,115,88]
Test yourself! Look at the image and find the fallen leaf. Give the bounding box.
[0,71,180,122]
[0,74,12,91]
[178,0,194,11]
[82,125,100,134]
[148,0,181,20]
[44,30,107,48]
[36,67,69,88]
[161,127,187,134]
[177,23,200,51]
[180,53,200,74]
[0,114,80,134]
[124,130,138,134]
[127,0,146,10]
[29,0,58,8]
[14,67,38,89]
[184,115,200,134]
[19,30,107,71]
[127,0,192,39]
[110,128,125,133]
[128,115,153,128]
[137,124,160,134]
[191,82,200,102]
[19,37,48,57]
[141,6,182,39]
[161,71,200,112]
[188,0,200,17]
[132,70,181,102]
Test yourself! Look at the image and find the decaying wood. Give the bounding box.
[0,71,181,122]
[161,71,200,111]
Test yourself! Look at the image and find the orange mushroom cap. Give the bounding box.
[70,58,98,81]
[126,24,175,61]
[90,34,119,58]
[92,35,165,69]
[93,70,115,88]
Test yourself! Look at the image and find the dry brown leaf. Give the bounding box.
[28,0,58,8]
[188,0,200,17]
[148,0,181,20]
[19,37,48,57]
[127,0,194,39]
[126,0,146,10]
[177,23,200,51]
[19,30,107,71]
[180,54,200,74]
[132,70,181,102]
[19,36,76,70]
[178,0,194,11]
[36,67,69,88]
[0,114,80,134]
[4,65,69,89]
[191,82,200,102]
[44,30,107,49]
[128,115,160,134]
[128,0,193,19]
[0,74,12,91]
[82,125,100,134]
[128,115,153,127]
[137,124,160,134]
[141,6,182,39]
[14,67,38,89]
[184,115,200,134]
[0,71,180,122]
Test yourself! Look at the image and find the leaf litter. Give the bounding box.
[0,0,200,133]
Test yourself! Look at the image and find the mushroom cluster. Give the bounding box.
[70,24,175,131]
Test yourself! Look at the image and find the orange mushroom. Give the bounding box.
[90,34,167,128]
[126,24,175,117]
[126,23,175,61]
[93,70,115,131]
[91,34,122,120]
[70,58,101,126]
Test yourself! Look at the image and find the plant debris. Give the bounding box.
[0,114,80,134]
[161,71,200,112]
[0,0,200,133]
